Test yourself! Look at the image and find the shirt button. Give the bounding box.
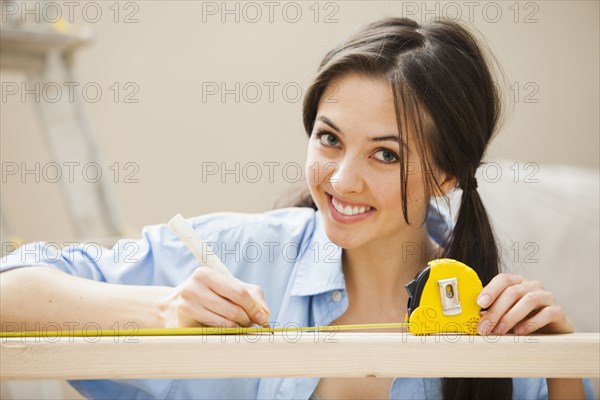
[331,290,343,302]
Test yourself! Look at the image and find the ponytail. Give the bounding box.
[442,177,512,400]
[445,176,499,286]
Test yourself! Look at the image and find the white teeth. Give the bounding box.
[331,196,371,216]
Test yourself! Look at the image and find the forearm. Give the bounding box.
[0,266,171,332]
[547,378,586,399]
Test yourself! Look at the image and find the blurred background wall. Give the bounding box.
[1,0,598,244]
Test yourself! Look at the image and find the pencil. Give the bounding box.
[168,214,271,328]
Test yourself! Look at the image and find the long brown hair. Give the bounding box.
[293,17,511,399]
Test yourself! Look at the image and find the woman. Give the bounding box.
[1,17,594,399]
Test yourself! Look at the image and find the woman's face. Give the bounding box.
[305,73,431,250]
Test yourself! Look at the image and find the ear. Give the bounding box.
[432,173,457,197]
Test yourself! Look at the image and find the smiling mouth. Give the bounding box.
[327,193,374,216]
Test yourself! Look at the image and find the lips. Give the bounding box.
[325,193,375,223]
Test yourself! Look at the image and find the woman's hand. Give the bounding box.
[159,266,270,329]
[476,273,574,336]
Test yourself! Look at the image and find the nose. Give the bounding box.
[329,156,365,195]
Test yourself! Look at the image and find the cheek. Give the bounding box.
[305,144,336,188]
[369,172,403,209]
[404,168,431,220]
[372,168,427,215]
[305,149,325,189]
[406,168,428,201]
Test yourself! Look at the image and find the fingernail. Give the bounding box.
[477,294,491,308]
[477,319,489,335]
[493,323,505,335]
[514,325,523,335]
[255,311,268,326]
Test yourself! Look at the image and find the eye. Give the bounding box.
[316,131,340,147]
[373,149,399,164]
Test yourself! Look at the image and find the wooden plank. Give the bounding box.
[1,333,598,380]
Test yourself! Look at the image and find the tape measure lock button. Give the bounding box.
[438,277,462,316]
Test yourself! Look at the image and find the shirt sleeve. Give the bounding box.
[0,220,185,286]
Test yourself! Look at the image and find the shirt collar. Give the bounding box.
[290,210,345,297]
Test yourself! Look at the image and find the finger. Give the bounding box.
[493,290,555,335]
[197,288,254,327]
[244,283,270,317]
[476,273,526,309]
[477,280,540,335]
[512,306,568,335]
[204,271,269,326]
[177,301,243,329]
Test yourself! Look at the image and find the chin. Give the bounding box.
[321,221,366,250]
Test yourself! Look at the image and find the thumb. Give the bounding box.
[246,283,271,324]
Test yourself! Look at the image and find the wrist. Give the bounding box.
[155,286,178,329]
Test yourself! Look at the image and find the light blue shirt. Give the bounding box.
[1,203,595,399]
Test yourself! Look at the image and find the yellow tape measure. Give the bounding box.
[0,323,409,338]
[404,259,483,335]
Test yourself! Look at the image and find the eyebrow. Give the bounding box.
[316,115,406,147]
